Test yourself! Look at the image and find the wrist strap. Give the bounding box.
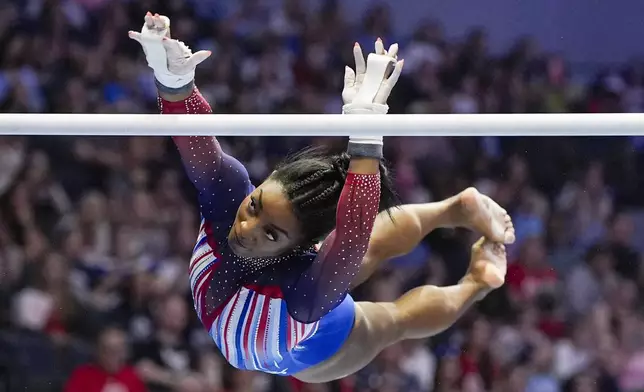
[347,138,383,159]
[155,78,195,95]
[154,68,196,90]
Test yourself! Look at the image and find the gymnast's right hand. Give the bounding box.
[128,13,211,89]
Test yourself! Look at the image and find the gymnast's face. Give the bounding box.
[228,180,303,258]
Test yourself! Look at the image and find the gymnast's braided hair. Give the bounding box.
[270,146,398,246]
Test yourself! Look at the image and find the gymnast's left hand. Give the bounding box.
[128,13,211,89]
[342,39,404,114]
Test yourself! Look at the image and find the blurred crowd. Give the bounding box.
[3,0,644,392]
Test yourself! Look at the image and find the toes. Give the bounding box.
[504,225,516,244]
[503,213,515,244]
[492,222,507,243]
[492,242,505,256]
[461,190,513,244]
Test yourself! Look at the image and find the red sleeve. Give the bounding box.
[282,172,381,323]
[160,88,254,242]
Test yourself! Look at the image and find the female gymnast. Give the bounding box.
[130,13,515,383]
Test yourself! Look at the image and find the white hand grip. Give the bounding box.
[352,53,395,105]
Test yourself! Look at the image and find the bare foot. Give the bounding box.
[468,237,507,289]
[453,187,515,244]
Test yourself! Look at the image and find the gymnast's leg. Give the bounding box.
[295,237,506,383]
[351,187,514,289]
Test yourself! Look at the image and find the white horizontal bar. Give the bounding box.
[0,113,643,136]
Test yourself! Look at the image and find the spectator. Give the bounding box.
[459,317,499,390]
[556,161,613,247]
[565,246,617,317]
[433,354,462,392]
[607,212,640,279]
[354,344,422,392]
[553,318,595,381]
[12,252,84,340]
[133,294,202,392]
[398,337,437,390]
[65,326,146,392]
[506,236,558,304]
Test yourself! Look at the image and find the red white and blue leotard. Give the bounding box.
[160,89,381,375]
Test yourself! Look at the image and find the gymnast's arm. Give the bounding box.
[283,156,382,324]
[283,40,405,323]
[158,87,253,240]
[130,12,251,240]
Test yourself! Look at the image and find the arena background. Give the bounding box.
[2,0,644,391]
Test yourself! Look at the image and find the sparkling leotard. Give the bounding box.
[160,88,381,374]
